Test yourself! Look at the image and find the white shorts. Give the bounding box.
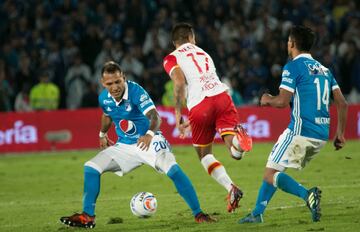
[85,134,177,176]
[266,129,326,171]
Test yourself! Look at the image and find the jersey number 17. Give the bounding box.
[186,52,209,74]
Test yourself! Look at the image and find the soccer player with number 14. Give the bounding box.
[239,25,348,224]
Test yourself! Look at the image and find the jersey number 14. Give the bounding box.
[313,77,329,111]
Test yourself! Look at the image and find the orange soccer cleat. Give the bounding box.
[234,124,252,152]
[60,212,96,228]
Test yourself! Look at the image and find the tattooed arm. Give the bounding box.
[137,108,161,151]
[170,67,189,138]
[99,113,115,149]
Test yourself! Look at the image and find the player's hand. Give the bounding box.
[260,93,272,106]
[137,134,153,151]
[333,134,345,151]
[176,117,190,139]
[99,135,114,149]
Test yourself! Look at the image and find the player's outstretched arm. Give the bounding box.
[137,108,161,151]
[99,113,114,149]
[170,67,189,138]
[260,88,292,108]
[332,88,348,150]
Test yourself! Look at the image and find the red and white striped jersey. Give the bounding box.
[163,43,228,110]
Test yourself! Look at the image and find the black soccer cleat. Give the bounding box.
[238,213,264,224]
[194,212,217,223]
[306,187,322,222]
[227,184,243,213]
[60,212,96,228]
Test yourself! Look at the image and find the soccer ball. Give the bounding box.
[130,192,157,218]
[231,136,245,160]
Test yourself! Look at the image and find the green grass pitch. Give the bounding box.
[0,140,359,232]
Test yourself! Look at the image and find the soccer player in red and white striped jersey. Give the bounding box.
[163,22,252,213]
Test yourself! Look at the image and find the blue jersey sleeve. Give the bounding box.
[328,70,340,91]
[98,91,108,115]
[279,62,298,93]
[131,83,156,115]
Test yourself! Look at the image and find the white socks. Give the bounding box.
[200,154,233,192]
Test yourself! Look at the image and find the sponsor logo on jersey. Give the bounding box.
[305,61,328,76]
[140,94,148,102]
[282,77,293,84]
[103,99,113,105]
[106,106,112,112]
[124,102,132,112]
[140,99,152,108]
[282,70,290,77]
[119,120,137,135]
[315,117,330,125]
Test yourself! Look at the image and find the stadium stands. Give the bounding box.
[0,0,359,111]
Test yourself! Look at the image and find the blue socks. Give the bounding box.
[276,172,308,200]
[82,164,202,217]
[167,164,202,216]
[251,172,309,216]
[83,166,101,216]
[252,180,277,216]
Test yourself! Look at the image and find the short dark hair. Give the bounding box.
[171,22,194,44]
[289,25,316,52]
[101,61,122,76]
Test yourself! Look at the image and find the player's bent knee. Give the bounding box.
[155,152,177,174]
[84,161,103,174]
[263,174,275,186]
[266,160,286,172]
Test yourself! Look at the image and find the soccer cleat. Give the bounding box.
[306,187,322,222]
[234,124,252,152]
[60,212,96,228]
[238,213,264,224]
[227,184,243,213]
[194,212,217,223]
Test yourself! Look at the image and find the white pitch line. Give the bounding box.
[265,199,360,211]
[1,184,359,207]
[0,199,359,229]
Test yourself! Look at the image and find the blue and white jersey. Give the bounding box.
[280,54,339,140]
[98,80,156,144]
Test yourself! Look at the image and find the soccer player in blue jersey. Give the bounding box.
[239,26,348,223]
[60,61,215,228]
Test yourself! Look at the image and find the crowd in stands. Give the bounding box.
[0,0,359,112]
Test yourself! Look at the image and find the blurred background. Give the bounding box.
[0,0,359,112]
